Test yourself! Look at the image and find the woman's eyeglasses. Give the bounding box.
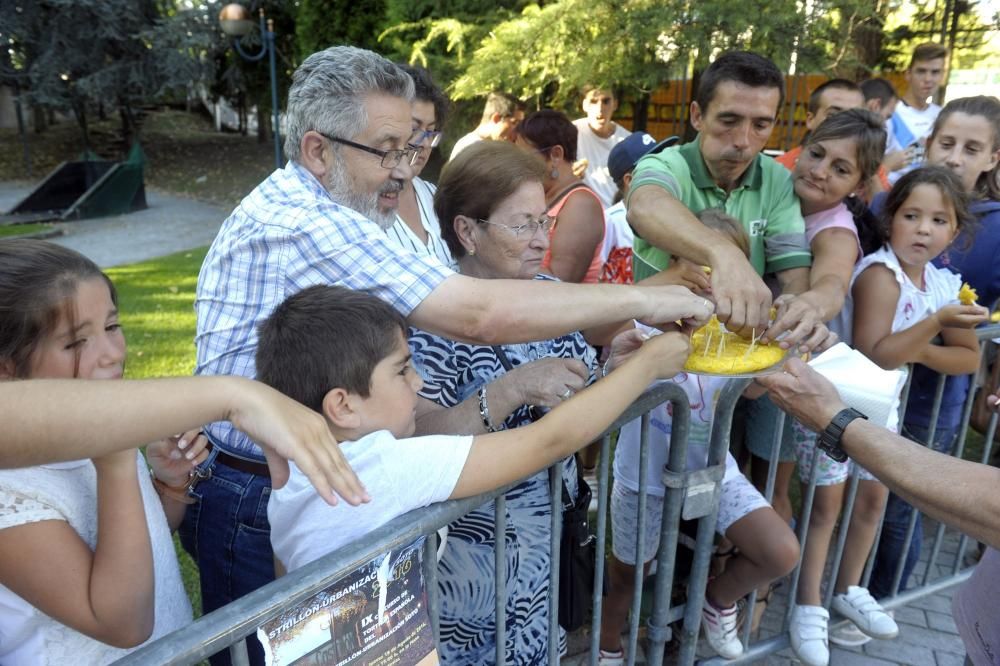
[409,128,443,149]
[477,215,555,239]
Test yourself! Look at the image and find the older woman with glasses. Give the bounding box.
[515,109,606,284]
[408,140,640,664]
[385,64,455,268]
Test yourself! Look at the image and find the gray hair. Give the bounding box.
[283,46,415,162]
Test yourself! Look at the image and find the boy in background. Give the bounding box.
[574,85,633,207]
[885,42,948,184]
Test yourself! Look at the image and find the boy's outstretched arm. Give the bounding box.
[0,377,368,506]
[450,331,690,499]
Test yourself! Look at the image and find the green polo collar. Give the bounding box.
[679,135,764,192]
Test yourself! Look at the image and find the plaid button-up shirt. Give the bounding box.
[195,161,453,460]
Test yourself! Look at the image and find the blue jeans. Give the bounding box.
[179,447,275,666]
[869,422,957,599]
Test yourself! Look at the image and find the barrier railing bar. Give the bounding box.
[229,638,250,666]
[587,433,613,666]
[645,387,693,665]
[740,409,787,647]
[494,494,507,665]
[676,378,749,665]
[626,413,652,666]
[924,344,986,585]
[784,444,822,630]
[547,463,561,666]
[822,468,862,609]
[889,373,948,596]
[422,536,440,643]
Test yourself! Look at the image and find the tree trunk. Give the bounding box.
[119,102,135,151]
[631,92,650,133]
[256,103,271,144]
[73,101,91,154]
[32,105,48,134]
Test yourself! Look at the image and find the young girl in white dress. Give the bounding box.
[0,240,210,665]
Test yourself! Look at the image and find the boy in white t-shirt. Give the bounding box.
[574,86,632,207]
[258,284,693,573]
[885,43,948,184]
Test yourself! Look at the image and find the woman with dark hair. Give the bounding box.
[409,140,642,664]
[387,64,454,267]
[515,109,606,283]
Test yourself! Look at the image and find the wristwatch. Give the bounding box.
[817,407,868,463]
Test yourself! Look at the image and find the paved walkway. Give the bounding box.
[0,181,228,268]
[564,515,972,665]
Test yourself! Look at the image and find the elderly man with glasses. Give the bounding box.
[190,46,710,665]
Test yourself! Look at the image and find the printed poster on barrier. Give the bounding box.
[258,538,438,666]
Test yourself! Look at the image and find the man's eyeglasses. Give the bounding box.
[317,131,420,169]
[409,128,443,149]
[477,215,555,239]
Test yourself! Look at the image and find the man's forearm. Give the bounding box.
[842,418,1000,549]
[411,275,653,345]
[627,185,725,267]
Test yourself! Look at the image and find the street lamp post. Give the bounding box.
[219,4,282,169]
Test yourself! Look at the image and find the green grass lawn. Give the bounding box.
[0,223,54,238]
[106,246,208,616]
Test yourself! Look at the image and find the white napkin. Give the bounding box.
[808,343,907,432]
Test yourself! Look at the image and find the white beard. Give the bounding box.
[324,163,401,230]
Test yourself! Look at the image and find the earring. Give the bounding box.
[550,168,559,179]
[468,248,476,256]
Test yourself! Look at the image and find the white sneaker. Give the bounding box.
[790,605,830,666]
[831,586,899,640]
[701,600,743,659]
[596,648,625,666]
[827,620,872,647]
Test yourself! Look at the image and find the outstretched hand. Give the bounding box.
[763,293,837,352]
[633,330,691,381]
[710,255,772,334]
[754,357,846,433]
[639,284,714,332]
[228,379,370,507]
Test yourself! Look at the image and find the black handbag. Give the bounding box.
[558,471,596,630]
[490,345,596,631]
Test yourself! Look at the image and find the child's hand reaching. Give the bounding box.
[934,304,990,329]
[634,330,691,380]
[146,430,210,489]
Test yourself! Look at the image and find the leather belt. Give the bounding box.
[208,442,271,477]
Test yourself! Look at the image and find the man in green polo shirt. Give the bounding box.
[628,51,817,342]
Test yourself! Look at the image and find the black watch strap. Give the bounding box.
[817,407,867,463]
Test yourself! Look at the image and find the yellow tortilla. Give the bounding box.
[684,316,786,375]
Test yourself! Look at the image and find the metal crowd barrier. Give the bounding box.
[118,325,1000,666]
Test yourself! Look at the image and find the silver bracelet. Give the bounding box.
[598,358,612,379]
[478,385,497,433]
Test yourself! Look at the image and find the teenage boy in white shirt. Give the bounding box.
[574,86,632,207]
[885,42,948,184]
[259,284,694,572]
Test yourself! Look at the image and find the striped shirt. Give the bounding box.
[384,177,455,269]
[195,161,454,460]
